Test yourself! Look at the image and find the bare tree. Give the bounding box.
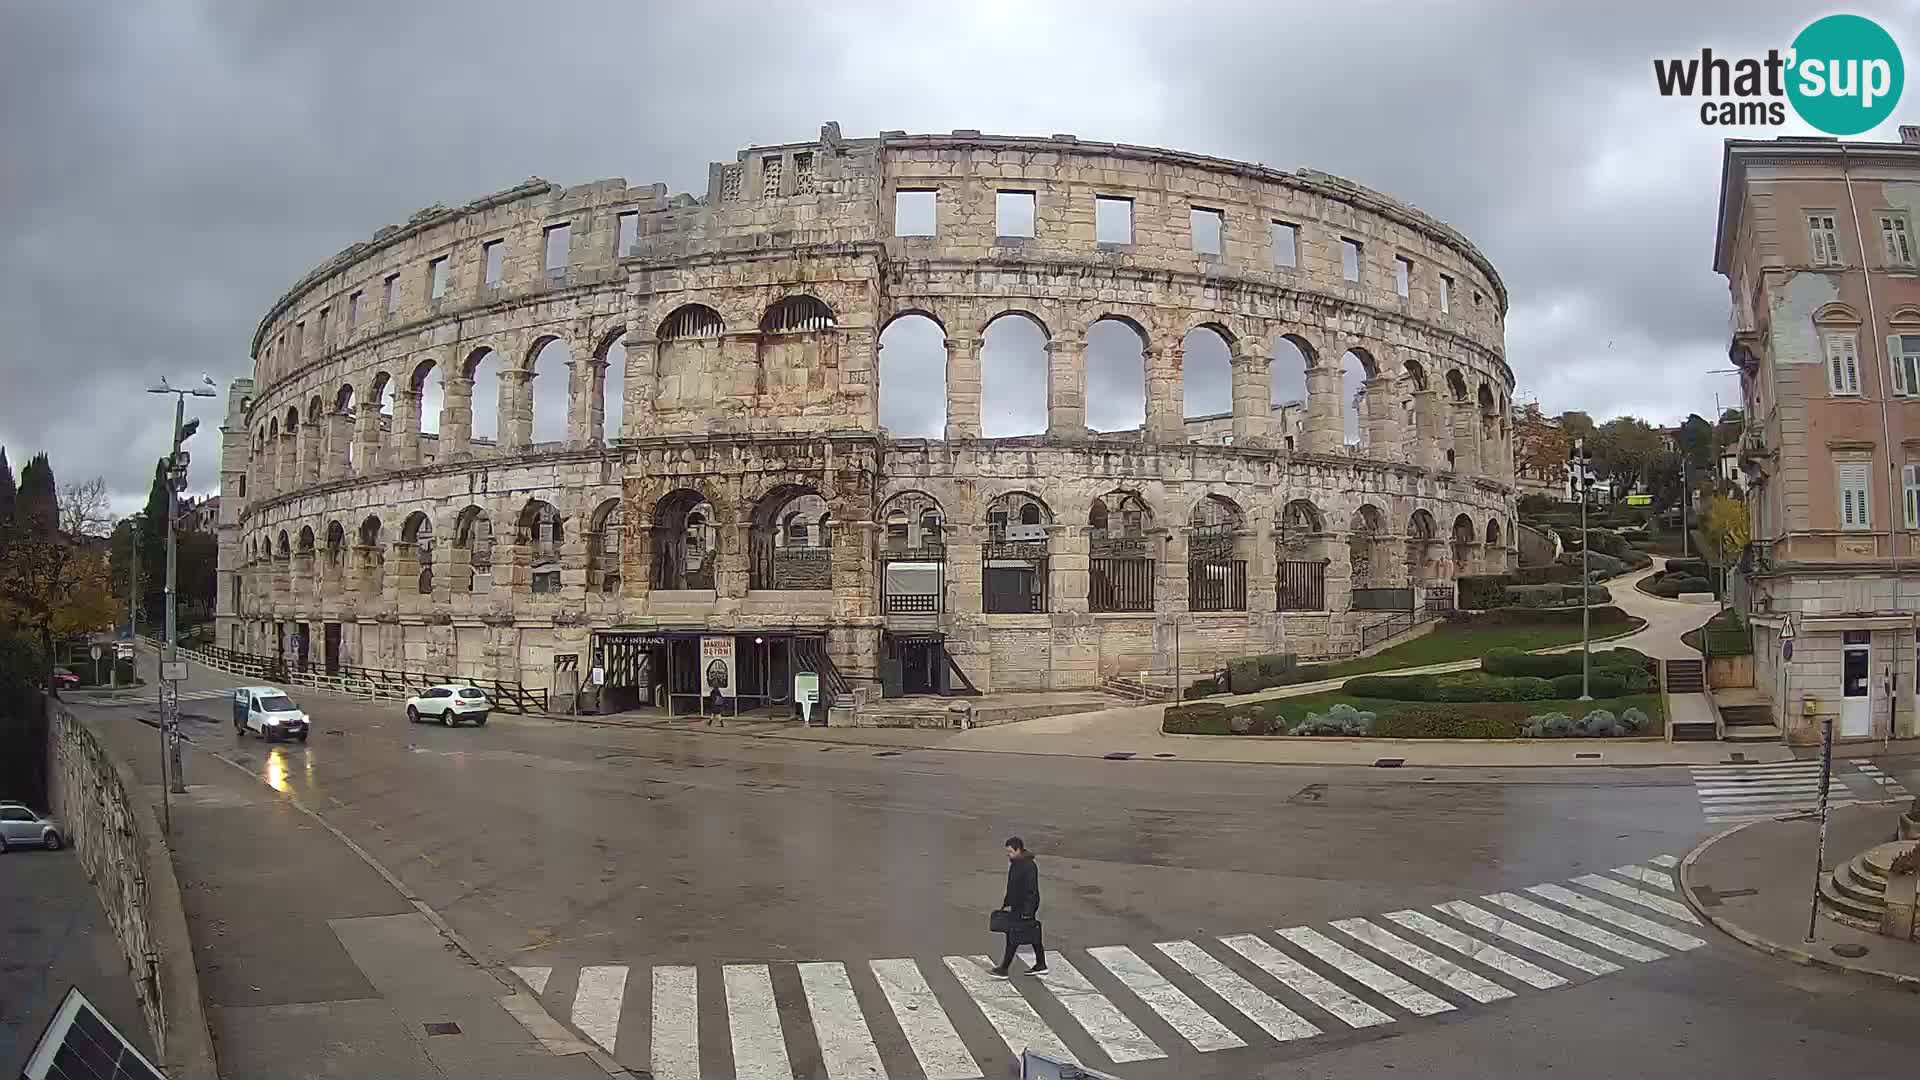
[59,476,111,539]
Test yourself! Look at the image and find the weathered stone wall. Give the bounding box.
[221,126,1518,693]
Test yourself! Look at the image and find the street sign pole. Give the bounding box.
[1806,715,1834,943]
[165,392,187,797]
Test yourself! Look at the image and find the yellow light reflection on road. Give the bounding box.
[265,748,290,793]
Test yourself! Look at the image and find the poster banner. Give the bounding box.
[701,636,736,701]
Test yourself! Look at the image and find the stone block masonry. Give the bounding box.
[218,126,1517,697]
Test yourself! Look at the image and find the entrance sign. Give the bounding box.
[794,672,820,725]
[589,666,606,686]
[700,636,736,700]
[160,660,188,682]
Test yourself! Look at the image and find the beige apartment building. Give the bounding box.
[1719,127,1920,744]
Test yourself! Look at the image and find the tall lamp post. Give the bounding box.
[1569,438,1597,700]
[148,374,219,819]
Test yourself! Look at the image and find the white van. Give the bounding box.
[231,686,311,742]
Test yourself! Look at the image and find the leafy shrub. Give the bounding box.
[1229,712,1281,736]
[1184,676,1221,700]
[1513,564,1581,585]
[1162,703,1231,734]
[1583,529,1632,558]
[1549,673,1586,698]
[1487,647,1646,679]
[1431,673,1556,701]
[1507,583,1568,608]
[1577,709,1622,737]
[1373,710,1525,739]
[1665,558,1710,578]
[1345,674,1439,700]
[1288,703,1375,736]
[1621,707,1651,733]
[1457,574,1513,610]
[1224,654,1329,694]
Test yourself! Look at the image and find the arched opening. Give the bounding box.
[296,527,315,592]
[530,339,570,444]
[1452,513,1478,578]
[1348,504,1385,591]
[1182,326,1234,442]
[751,486,831,590]
[334,384,357,473]
[1089,491,1154,613]
[1086,317,1147,435]
[1406,508,1438,587]
[466,347,503,445]
[402,511,434,594]
[454,506,494,593]
[357,515,383,597]
[878,491,947,616]
[324,521,345,576]
[589,498,624,594]
[1277,499,1329,610]
[761,294,837,334]
[757,295,842,414]
[650,490,716,591]
[655,304,725,417]
[1270,335,1314,452]
[980,311,1049,437]
[411,359,442,439]
[984,492,1051,613]
[1187,495,1246,611]
[276,530,290,561]
[518,501,563,594]
[1486,517,1503,549]
[600,332,627,443]
[1341,349,1374,448]
[877,313,946,438]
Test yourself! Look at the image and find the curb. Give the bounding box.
[190,740,632,1075]
[1678,809,1920,991]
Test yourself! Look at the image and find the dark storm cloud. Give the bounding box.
[3,0,1915,508]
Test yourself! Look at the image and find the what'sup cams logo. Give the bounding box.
[1654,13,1904,134]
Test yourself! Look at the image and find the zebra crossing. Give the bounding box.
[507,854,1702,1077]
[1855,761,1912,799]
[70,686,239,709]
[1690,760,1882,823]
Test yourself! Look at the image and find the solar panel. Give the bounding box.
[18,986,165,1080]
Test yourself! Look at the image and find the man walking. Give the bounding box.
[991,836,1047,978]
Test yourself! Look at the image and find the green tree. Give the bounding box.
[1557,411,1596,443]
[138,458,170,627]
[1589,416,1663,498]
[1702,495,1751,569]
[1676,414,1715,471]
[0,459,116,692]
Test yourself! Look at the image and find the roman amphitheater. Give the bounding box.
[216,123,1517,717]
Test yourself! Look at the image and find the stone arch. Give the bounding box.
[1409,508,1437,539]
[335,383,355,414]
[980,310,1051,437]
[284,404,299,431]
[878,490,946,552]
[649,488,717,590]
[595,329,628,444]
[588,497,624,594]
[1086,315,1148,435]
[880,307,948,336]
[526,337,571,445]
[1187,493,1248,611]
[411,357,442,437]
[402,510,435,594]
[296,525,315,555]
[324,520,346,571]
[983,490,1052,613]
[1278,499,1325,549]
[659,303,725,341]
[1811,301,1864,327]
[276,529,289,558]
[1347,503,1385,588]
[1403,358,1429,391]
[1089,489,1155,613]
[305,394,324,425]
[517,500,564,594]
[464,346,503,444]
[760,294,837,334]
[655,305,726,419]
[1486,517,1502,547]
[878,312,946,439]
[1269,333,1315,451]
[1446,369,1468,400]
[1182,325,1234,433]
[1451,513,1476,543]
[751,484,831,590]
[453,504,494,590]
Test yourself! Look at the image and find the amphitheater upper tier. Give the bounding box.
[217,123,1520,707]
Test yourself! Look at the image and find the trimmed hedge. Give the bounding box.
[1457,574,1512,610]
[1223,653,1332,694]
[1163,703,1231,734]
[1450,604,1635,628]
[1483,646,1653,679]
[1346,672,1557,702]
[1373,711,1525,739]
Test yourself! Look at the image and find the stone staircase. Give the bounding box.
[1101,675,1174,704]
[1720,701,1782,743]
[1665,658,1706,693]
[1820,840,1918,929]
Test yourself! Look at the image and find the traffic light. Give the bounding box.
[171,418,200,492]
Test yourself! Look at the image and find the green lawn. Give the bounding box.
[1315,618,1646,679]
[1168,690,1665,738]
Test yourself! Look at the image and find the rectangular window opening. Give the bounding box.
[1440,274,1454,313]
[761,155,784,198]
[1883,212,1915,268]
[383,273,399,313]
[1809,212,1842,267]
[1190,207,1224,256]
[616,211,639,256]
[348,291,362,327]
[1271,221,1298,267]
[293,320,305,354]
[1394,256,1412,298]
[428,257,449,300]
[1839,460,1872,531]
[1095,196,1133,244]
[483,240,504,287]
[1341,238,1362,282]
[1904,463,1920,529]
[996,190,1036,239]
[1825,333,1861,396]
[894,190,936,237]
[543,223,571,275]
[1894,334,1920,398]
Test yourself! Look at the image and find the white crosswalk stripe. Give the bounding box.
[519,852,1713,1074]
[869,959,981,1080]
[1277,926,1454,1016]
[1030,956,1165,1063]
[1087,945,1245,1052]
[1690,762,1859,823]
[1856,762,1911,796]
[1526,885,1708,951]
[1329,918,1513,1004]
[945,955,1077,1063]
[1648,854,1679,867]
[1570,874,1701,924]
[800,963,887,1080]
[1607,864,1675,892]
[1381,910,1567,990]
[724,964,795,1080]
[1153,939,1321,1042]
[651,966,700,1080]
[1218,932,1394,1029]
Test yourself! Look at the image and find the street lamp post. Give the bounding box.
[148,374,219,816]
[1570,438,1597,701]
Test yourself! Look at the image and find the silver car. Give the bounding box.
[0,801,63,852]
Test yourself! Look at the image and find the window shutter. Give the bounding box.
[1845,350,1861,395]
[1829,337,1846,394]
[1812,218,1829,264]
[1906,464,1919,528]
[1840,462,1872,529]
[1894,336,1909,396]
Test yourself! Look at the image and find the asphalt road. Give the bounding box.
[70,654,1920,1080]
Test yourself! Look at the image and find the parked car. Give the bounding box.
[230,686,311,742]
[51,668,80,690]
[405,685,491,726]
[0,801,62,852]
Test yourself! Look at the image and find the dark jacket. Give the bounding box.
[1002,853,1040,919]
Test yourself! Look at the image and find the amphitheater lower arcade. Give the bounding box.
[218,126,1517,713]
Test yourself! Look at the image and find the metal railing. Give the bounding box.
[142,636,549,714]
[1276,560,1327,611]
[1350,586,1414,611]
[1090,557,1155,613]
[1187,558,1248,612]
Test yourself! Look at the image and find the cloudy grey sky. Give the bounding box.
[3,0,1916,509]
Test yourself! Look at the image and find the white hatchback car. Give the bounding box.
[406,684,491,726]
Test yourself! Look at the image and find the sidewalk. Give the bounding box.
[1681,801,1920,986]
[0,844,153,1074]
[74,679,612,1079]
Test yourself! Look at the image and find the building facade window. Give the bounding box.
[1882,213,1914,268]
[1825,333,1861,396]
[1341,238,1362,282]
[483,240,504,286]
[1440,274,1453,313]
[1839,461,1872,530]
[1189,207,1223,256]
[1809,212,1842,266]
[1393,256,1412,298]
[428,257,449,300]
[1271,221,1298,267]
[1890,333,1920,396]
[1904,463,1920,529]
[1095,196,1132,244]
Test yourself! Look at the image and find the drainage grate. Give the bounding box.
[1373,758,1404,768]
[1153,752,1176,758]
[1104,752,1136,760]
[873,750,901,757]
[1833,943,1869,959]
[424,1022,462,1037]
[1575,752,1601,760]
